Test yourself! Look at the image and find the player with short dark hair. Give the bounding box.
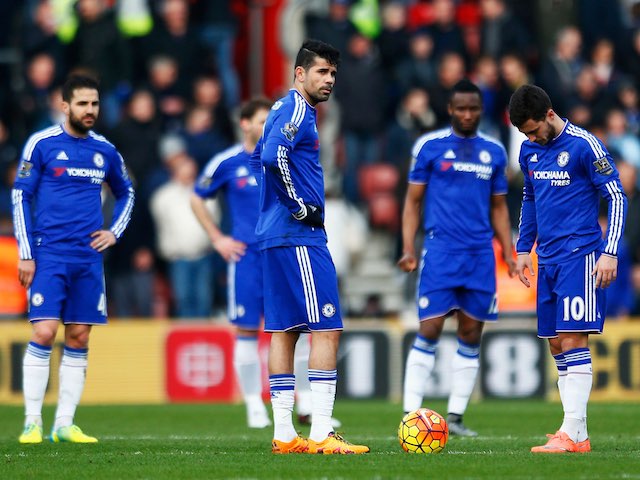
[399,78,515,437]
[252,39,368,454]
[191,97,273,429]
[13,74,135,444]
[509,84,627,453]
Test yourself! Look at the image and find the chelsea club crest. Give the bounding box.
[556,151,570,167]
[322,303,336,317]
[93,153,105,168]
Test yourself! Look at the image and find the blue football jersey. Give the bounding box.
[194,144,260,245]
[12,125,135,262]
[251,89,327,250]
[409,127,508,252]
[516,121,627,264]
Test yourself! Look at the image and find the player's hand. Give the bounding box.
[213,236,247,262]
[504,253,517,278]
[18,259,35,288]
[397,252,418,272]
[293,203,324,228]
[515,253,534,288]
[90,230,116,252]
[592,254,618,289]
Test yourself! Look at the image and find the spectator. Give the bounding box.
[145,54,187,131]
[606,106,640,159]
[67,0,132,126]
[305,0,357,56]
[577,0,626,54]
[109,88,163,198]
[140,0,209,94]
[622,28,640,88]
[566,65,609,127]
[316,97,343,196]
[104,198,156,319]
[376,2,411,74]
[614,81,640,135]
[22,0,67,70]
[479,0,534,63]
[605,108,640,189]
[149,136,218,318]
[377,1,412,114]
[0,119,18,169]
[499,53,532,100]
[471,55,505,137]
[179,105,230,169]
[428,52,466,127]
[537,26,584,115]
[497,54,532,223]
[18,53,59,133]
[426,0,468,63]
[334,32,387,204]
[191,0,241,109]
[394,29,437,98]
[590,38,624,93]
[0,0,19,103]
[191,75,235,145]
[385,87,436,169]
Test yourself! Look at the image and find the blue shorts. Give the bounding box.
[417,248,498,322]
[29,259,107,325]
[537,250,606,338]
[262,245,343,332]
[228,245,263,329]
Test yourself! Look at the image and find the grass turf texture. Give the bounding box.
[2,400,639,479]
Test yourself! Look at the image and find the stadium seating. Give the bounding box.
[358,164,401,232]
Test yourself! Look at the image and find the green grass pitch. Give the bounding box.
[2,400,639,479]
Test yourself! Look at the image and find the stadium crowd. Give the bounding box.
[0,0,639,319]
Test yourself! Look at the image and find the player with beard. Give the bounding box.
[399,79,515,436]
[509,84,627,453]
[252,40,368,454]
[13,74,135,444]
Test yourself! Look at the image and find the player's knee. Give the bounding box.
[548,337,562,356]
[418,317,444,339]
[32,328,57,347]
[457,326,482,344]
[65,330,91,349]
[558,334,588,353]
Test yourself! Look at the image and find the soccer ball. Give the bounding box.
[398,408,449,454]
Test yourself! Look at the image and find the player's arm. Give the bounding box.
[96,152,135,252]
[491,194,516,277]
[588,151,628,288]
[261,115,323,227]
[490,147,515,277]
[12,142,46,288]
[398,182,425,272]
[190,193,246,262]
[13,184,36,287]
[192,151,248,261]
[249,137,263,178]
[515,157,537,287]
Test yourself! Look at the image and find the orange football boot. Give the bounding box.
[307,432,369,454]
[531,431,577,453]
[575,438,591,453]
[271,436,309,454]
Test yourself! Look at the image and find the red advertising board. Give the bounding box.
[166,326,272,402]
[166,327,237,402]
